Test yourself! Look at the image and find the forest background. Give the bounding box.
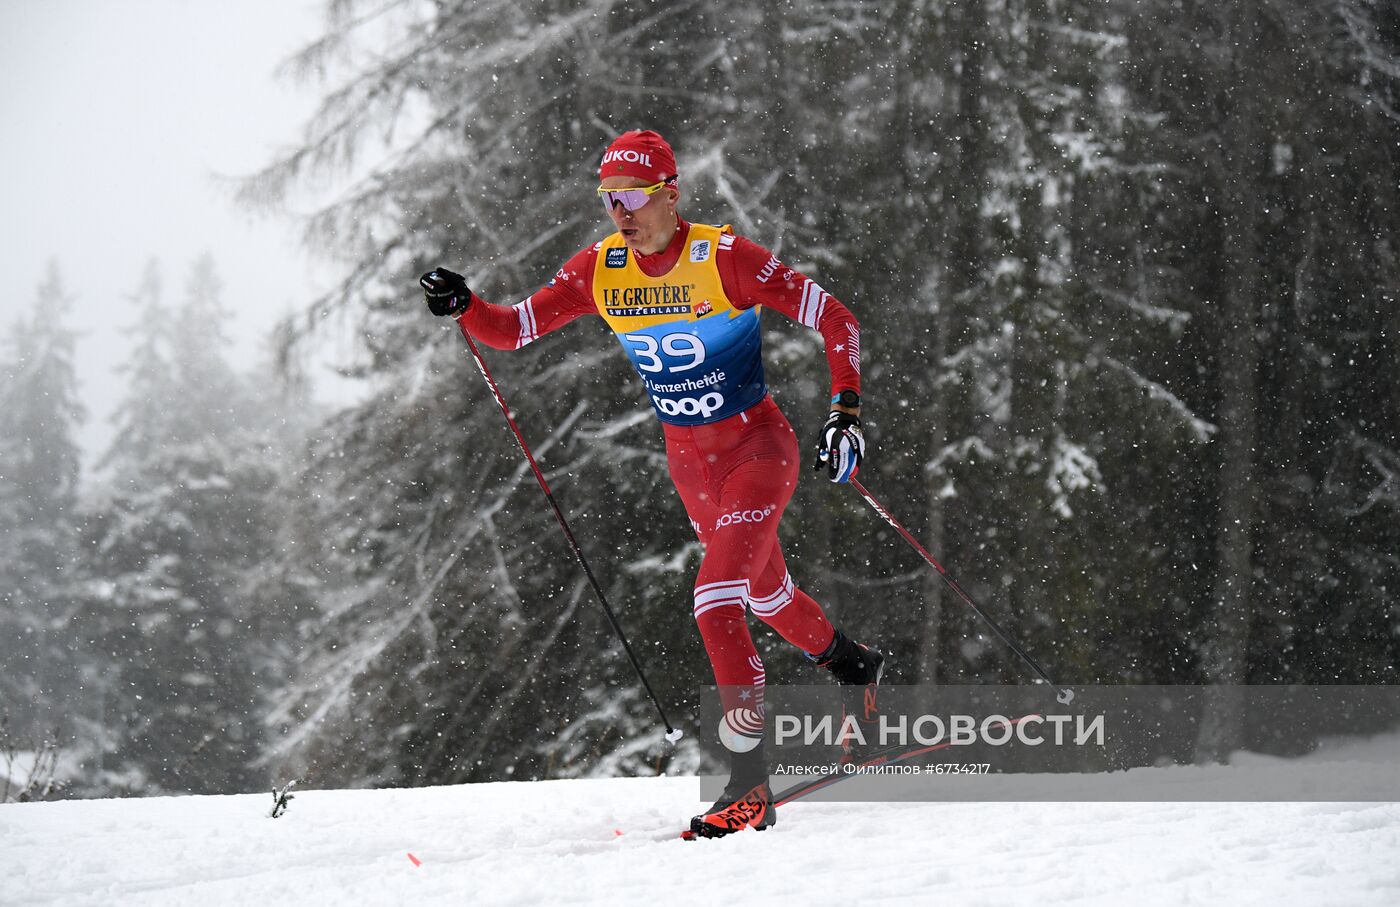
[3,0,1398,799]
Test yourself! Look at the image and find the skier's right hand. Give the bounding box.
[420,267,471,317]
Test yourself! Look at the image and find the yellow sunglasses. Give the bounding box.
[597,177,675,212]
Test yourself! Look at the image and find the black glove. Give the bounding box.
[814,411,865,483]
[420,267,471,317]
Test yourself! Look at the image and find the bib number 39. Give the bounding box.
[624,331,706,373]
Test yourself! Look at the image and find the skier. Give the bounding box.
[421,129,884,838]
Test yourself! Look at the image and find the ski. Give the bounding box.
[774,712,1037,805]
[677,713,1039,839]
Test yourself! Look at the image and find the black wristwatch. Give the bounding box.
[831,389,861,409]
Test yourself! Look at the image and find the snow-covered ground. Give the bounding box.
[5,761,1400,907]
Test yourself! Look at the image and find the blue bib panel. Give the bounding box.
[592,224,769,426]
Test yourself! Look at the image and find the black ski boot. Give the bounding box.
[685,741,775,839]
[809,628,886,762]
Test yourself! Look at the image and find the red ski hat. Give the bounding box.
[598,129,677,184]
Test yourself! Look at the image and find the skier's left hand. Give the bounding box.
[814,410,865,483]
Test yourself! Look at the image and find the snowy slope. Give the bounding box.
[5,762,1400,907]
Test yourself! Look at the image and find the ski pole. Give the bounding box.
[849,478,1075,704]
[455,322,684,743]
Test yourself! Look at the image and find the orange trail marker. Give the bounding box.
[407,853,422,867]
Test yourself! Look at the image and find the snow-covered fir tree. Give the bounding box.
[80,257,283,795]
[0,263,87,744]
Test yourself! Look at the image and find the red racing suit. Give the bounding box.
[457,219,861,712]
